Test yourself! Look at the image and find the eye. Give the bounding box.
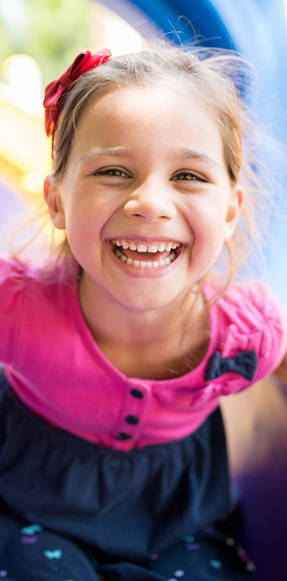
[93,168,130,178]
[171,171,206,182]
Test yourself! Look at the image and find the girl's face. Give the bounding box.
[46,85,243,312]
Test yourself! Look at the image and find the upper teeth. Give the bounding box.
[112,239,180,252]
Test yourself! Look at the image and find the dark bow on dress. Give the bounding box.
[205,350,258,382]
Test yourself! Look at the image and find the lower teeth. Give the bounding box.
[114,248,176,267]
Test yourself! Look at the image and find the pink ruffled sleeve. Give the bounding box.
[0,256,27,365]
[214,282,287,394]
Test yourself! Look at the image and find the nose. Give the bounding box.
[123,178,176,222]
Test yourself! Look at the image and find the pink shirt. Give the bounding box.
[0,255,286,451]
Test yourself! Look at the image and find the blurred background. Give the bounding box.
[0,2,287,579]
[0,0,287,303]
[0,0,287,304]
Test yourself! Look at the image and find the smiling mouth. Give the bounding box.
[111,238,184,268]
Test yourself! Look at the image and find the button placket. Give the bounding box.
[114,432,132,441]
[125,414,139,425]
[113,381,150,442]
[130,388,144,399]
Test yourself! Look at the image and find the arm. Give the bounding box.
[273,350,287,383]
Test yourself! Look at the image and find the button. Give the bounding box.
[115,432,132,440]
[125,415,139,425]
[130,388,144,399]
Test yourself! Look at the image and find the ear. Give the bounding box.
[44,175,66,230]
[224,183,245,242]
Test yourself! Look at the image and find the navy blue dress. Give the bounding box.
[0,368,255,580]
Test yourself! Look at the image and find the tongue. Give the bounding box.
[123,248,171,261]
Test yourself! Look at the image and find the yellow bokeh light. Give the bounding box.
[22,172,43,194]
[3,54,43,115]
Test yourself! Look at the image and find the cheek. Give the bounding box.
[187,202,226,240]
[65,205,95,254]
[64,195,112,266]
[189,206,228,265]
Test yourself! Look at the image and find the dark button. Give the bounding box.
[130,388,144,399]
[115,432,132,440]
[125,415,139,425]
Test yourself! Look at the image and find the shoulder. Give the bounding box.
[0,255,79,364]
[211,282,287,381]
[0,255,32,301]
[0,254,78,308]
[217,282,285,331]
[0,256,41,357]
[0,254,59,289]
[0,254,29,281]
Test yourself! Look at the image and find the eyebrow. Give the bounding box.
[173,148,221,168]
[80,146,129,163]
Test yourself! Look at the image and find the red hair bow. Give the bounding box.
[43,48,112,137]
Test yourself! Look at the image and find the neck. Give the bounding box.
[78,274,210,379]
[80,274,203,345]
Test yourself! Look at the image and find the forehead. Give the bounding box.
[72,84,224,164]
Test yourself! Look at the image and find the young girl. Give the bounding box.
[0,44,286,581]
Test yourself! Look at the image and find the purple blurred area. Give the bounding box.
[0,181,26,253]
